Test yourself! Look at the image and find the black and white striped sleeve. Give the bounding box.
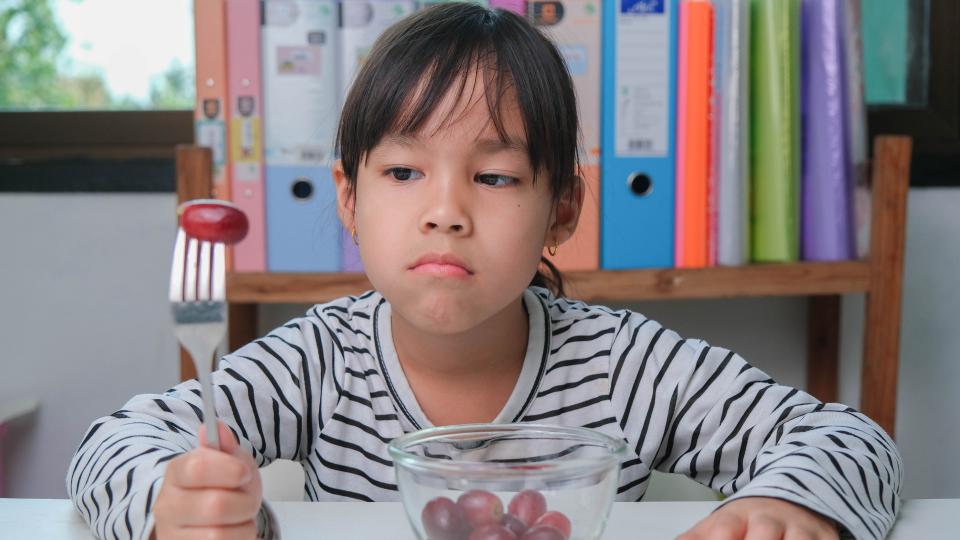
[609,313,902,540]
[66,318,338,540]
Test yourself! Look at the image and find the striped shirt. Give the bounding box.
[67,287,902,540]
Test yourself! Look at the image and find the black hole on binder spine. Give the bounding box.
[291,178,314,201]
[628,173,653,197]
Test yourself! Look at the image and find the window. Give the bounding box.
[1,0,194,111]
[0,0,195,191]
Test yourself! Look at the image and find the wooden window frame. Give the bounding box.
[0,111,192,192]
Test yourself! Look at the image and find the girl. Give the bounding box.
[67,4,901,540]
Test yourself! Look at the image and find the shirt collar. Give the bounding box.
[371,288,550,431]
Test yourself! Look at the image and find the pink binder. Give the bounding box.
[226,0,266,271]
[490,0,526,15]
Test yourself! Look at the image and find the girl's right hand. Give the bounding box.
[151,420,263,539]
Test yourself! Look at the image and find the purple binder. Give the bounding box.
[801,0,855,261]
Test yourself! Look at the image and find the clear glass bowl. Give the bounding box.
[389,423,626,540]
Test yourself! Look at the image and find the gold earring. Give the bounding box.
[547,242,558,256]
[351,227,359,246]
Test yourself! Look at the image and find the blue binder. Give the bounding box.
[601,0,679,269]
[265,165,341,272]
[262,0,342,272]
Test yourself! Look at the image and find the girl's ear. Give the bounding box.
[332,159,357,232]
[548,175,585,247]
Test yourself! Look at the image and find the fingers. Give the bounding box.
[173,519,257,540]
[159,485,262,527]
[676,512,746,540]
[167,447,253,489]
[782,529,823,540]
[743,515,785,540]
[198,420,241,454]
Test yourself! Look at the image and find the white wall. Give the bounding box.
[0,194,180,499]
[1,189,957,500]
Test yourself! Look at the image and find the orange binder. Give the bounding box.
[194,0,231,202]
[532,0,601,271]
[675,0,713,268]
[548,164,600,272]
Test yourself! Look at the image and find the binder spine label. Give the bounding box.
[616,0,671,157]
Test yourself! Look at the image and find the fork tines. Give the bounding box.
[169,229,227,304]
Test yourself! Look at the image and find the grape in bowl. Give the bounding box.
[388,423,626,540]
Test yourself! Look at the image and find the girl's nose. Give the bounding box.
[419,181,473,236]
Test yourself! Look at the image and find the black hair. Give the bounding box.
[335,2,580,297]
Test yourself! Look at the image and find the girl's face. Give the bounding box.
[333,73,580,335]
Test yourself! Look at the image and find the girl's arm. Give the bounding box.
[66,316,339,540]
[609,314,902,540]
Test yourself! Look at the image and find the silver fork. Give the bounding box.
[169,200,248,449]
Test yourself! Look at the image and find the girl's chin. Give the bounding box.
[393,293,485,334]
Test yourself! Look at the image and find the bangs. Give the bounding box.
[391,49,522,154]
[336,3,579,200]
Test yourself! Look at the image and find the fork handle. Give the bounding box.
[194,353,221,450]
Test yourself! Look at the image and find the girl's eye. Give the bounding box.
[477,174,518,187]
[386,167,423,182]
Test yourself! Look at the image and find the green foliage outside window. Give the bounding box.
[0,0,193,110]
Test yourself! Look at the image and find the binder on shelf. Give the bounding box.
[226,0,267,271]
[338,0,415,272]
[601,0,679,269]
[801,0,854,261]
[338,0,415,103]
[417,0,489,7]
[194,0,231,202]
[712,0,749,266]
[750,0,800,262]
[843,0,870,259]
[262,0,342,272]
[490,0,526,14]
[531,0,601,271]
[674,0,713,269]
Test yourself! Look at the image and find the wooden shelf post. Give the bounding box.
[861,136,912,438]
[174,145,259,380]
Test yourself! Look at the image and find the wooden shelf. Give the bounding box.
[226,260,872,304]
[176,136,912,438]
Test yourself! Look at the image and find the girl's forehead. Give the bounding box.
[397,66,526,140]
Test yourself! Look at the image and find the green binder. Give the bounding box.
[750,0,800,262]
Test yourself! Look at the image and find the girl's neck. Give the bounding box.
[390,296,529,425]
[392,295,528,378]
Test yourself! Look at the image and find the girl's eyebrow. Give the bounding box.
[380,134,527,155]
[382,134,421,149]
[474,137,528,155]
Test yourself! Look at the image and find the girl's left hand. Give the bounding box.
[676,496,840,540]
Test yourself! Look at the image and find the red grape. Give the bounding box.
[519,525,566,540]
[179,201,249,244]
[467,524,518,540]
[422,497,469,540]
[501,513,528,537]
[507,490,547,527]
[533,511,571,539]
[457,490,504,528]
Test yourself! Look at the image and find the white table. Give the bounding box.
[0,499,956,539]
